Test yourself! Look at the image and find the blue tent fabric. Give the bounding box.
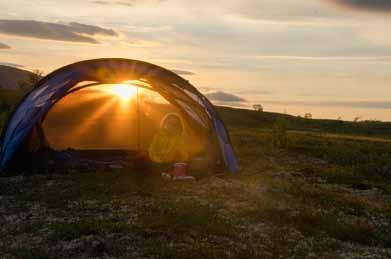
[0,59,239,173]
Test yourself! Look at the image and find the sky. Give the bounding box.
[1,0,391,121]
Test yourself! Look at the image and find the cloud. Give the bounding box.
[255,55,391,64]
[219,0,340,23]
[120,39,161,47]
[236,89,271,95]
[0,62,24,68]
[92,0,111,4]
[0,42,10,49]
[328,0,391,12]
[262,100,391,110]
[205,91,246,103]
[92,0,163,7]
[93,0,132,6]
[171,69,195,76]
[0,20,118,44]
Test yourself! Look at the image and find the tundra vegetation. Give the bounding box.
[0,93,391,258]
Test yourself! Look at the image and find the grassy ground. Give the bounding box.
[1,107,391,258]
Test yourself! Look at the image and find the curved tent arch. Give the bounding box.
[0,58,239,173]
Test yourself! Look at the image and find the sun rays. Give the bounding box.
[106,84,137,102]
[44,83,139,149]
[43,82,179,150]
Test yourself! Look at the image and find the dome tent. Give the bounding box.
[0,58,239,173]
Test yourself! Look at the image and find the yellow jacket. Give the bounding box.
[148,129,189,163]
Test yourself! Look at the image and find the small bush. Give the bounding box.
[272,118,288,149]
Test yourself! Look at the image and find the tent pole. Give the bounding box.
[136,85,141,150]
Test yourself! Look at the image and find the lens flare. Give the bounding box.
[109,84,136,101]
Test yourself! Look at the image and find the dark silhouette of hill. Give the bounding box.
[217,106,391,138]
[0,65,33,90]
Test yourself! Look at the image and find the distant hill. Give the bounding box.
[0,65,33,90]
[217,106,391,138]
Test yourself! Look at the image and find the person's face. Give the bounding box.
[164,116,182,133]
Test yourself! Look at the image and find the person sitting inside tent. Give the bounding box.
[148,113,189,165]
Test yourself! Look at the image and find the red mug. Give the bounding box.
[174,162,188,177]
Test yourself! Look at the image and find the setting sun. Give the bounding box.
[109,84,136,101]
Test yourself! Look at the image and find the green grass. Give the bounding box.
[136,199,234,236]
[49,219,131,242]
[6,248,49,259]
[1,98,391,258]
[218,106,391,138]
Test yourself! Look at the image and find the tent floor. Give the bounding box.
[7,148,217,177]
[11,149,154,172]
